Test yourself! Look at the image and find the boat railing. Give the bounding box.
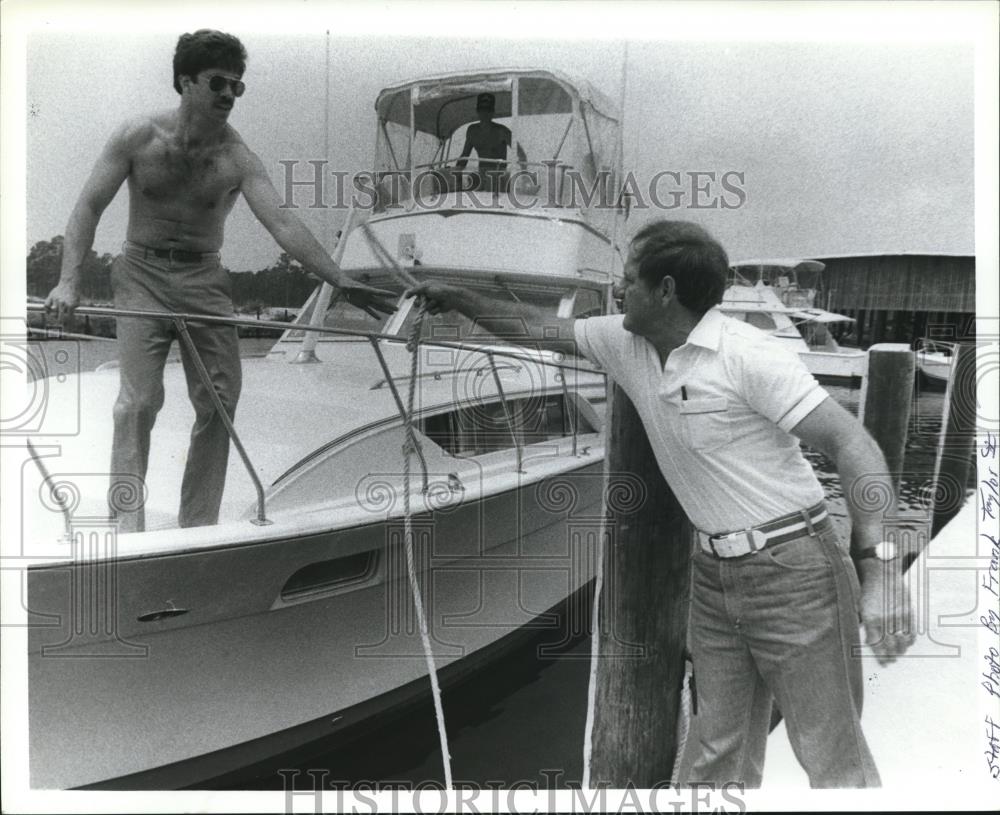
[412,157,570,176]
[378,158,582,209]
[25,302,604,528]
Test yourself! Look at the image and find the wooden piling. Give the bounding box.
[590,385,693,787]
[931,342,977,536]
[859,343,915,494]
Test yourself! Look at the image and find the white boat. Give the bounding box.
[915,338,955,386]
[720,258,867,383]
[21,68,624,789]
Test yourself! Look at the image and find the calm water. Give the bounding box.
[23,339,959,789]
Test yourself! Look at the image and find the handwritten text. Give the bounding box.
[981,466,999,522]
[984,534,1000,599]
[987,716,1000,779]
[978,432,999,783]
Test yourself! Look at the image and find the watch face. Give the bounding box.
[876,540,899,561]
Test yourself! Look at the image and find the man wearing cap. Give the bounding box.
[455,92,528,193]
[44,30,395,532]
[406,219,914,788]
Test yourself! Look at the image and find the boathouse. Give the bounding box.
[814,252,976,347]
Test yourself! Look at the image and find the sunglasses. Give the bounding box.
[206,75,245,97]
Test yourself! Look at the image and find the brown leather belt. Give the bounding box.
[697,502,829,559]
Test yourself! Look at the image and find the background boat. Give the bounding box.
[721,258,867,384]
[915,338,955,387]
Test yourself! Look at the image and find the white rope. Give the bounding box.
[402,303,453,789]
[581,356,616,790]
[670,667,693,785]
[356,220,453,786]
[580,508,606,790]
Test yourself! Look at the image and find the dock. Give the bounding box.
[817,252,976,348]
[762,496,994,794]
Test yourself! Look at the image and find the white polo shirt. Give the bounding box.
[574,309,828,534]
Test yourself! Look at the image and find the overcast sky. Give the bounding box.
[12,2,989,273]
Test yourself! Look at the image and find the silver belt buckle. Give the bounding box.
[710,530,742,558]
[726,531,749,557]
[747,528,768,554]
[704,527,771,558]
[712,528,767,558]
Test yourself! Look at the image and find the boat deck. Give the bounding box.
[25,341,582,542]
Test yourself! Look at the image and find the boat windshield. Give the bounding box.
[285,275,567,343]
[285,273,405,339]
[398,285,564,343]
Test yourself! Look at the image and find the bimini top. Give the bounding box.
[375,68,620,139]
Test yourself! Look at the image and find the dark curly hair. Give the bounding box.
[630,220,729,315]
[173,30,246,94]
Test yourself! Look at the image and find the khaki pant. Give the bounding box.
[109,244,241,532]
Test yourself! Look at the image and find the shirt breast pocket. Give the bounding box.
[679,397,732,451]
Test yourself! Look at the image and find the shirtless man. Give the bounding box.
[454,92,528,193]
[44,30,395,532]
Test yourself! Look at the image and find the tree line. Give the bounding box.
[26,236,317,311]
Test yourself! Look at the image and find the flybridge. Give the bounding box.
[274,68,633,297]
[370,69,622,227]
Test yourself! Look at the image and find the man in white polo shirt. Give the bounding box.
[406,219,915,788]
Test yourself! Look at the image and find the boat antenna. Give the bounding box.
[617,40,628,208]
[324,29,332,252]
[293,31,342,364]
[603,39,629,311]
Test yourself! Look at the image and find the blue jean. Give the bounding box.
[684,517,881,788]
[109,245,241,532]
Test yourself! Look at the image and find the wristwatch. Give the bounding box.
[853,540,900,562]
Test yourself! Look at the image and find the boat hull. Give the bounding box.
[28,461,604,789]
[82,580,595,790]
[916,351,951,387]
